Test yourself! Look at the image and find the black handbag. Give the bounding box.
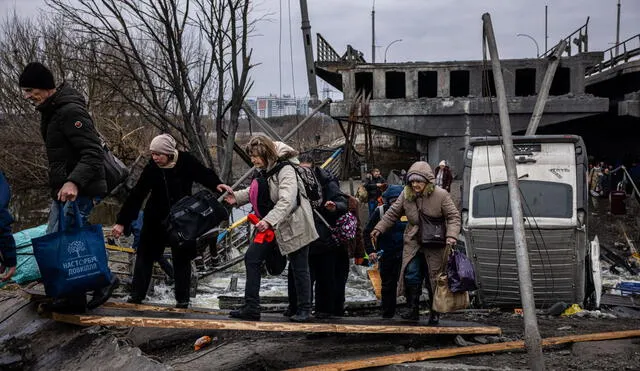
[103,143,129,194]
[165,189,229,248]
[418,211,446,245]
[264,241,287,275]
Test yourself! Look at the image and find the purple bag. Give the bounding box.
[447,250,478,293]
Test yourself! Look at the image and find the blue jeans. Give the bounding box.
[368,200,378,218]
[46,197,98,233]
[404,254,426,286]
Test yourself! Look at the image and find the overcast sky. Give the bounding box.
[2,0,639,99]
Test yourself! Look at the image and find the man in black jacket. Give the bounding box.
[19,62,118,312]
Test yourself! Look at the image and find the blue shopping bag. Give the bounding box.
[32,202,112,298]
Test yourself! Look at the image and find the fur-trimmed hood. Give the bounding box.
[404,161,435,201]
[274,141,299,163]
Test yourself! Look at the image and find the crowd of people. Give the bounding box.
[1,61,462,325]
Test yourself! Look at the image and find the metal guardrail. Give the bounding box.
[541,17,589,58]
[586,34,640,76]
[317,33,366,64]
[317,33,342,63]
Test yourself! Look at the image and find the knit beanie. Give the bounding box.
[149,134,177,155]
[439,160,447,167]
[19,62,56,89]
[407,173,428,183]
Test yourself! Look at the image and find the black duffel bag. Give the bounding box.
[165,189,229,248]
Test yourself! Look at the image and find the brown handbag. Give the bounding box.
[432,245,469,313]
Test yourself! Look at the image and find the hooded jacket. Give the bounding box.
[364,184,406,257]
[37,83,106,198]
[116,151,223,228]
[235,142,319,255]
[373,161,461,295]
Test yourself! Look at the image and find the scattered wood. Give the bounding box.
[620,223,638,255]
[287,329,640,371]
[50,312,502,336]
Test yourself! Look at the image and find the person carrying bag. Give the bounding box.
[111,134,233,309]
[371,161,461,325]
[33,201,113,312]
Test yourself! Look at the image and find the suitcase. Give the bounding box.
[610,190,626,215]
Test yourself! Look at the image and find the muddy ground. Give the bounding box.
[129,310,640,370]
[131,193,640,370]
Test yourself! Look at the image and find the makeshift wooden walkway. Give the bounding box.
[25,288,501,336]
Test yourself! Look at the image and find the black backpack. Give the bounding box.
[165,189,229,248]
[263,161,322,208]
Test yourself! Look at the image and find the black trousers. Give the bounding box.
[243,241,271,312]
[379,251,403,315]
[282,245,312,313]
[131,224,193,304]
[308,250,336,314]
[332,245,350,316]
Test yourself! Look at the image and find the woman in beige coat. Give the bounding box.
[371,161,460,324]
[224,136,318,322]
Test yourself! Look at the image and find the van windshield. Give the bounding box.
[472,180,572,218]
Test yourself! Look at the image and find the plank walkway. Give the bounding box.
[24,288,502,336]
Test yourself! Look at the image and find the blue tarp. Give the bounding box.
[0,224,46,288]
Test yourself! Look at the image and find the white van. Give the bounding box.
[460,135,593,308]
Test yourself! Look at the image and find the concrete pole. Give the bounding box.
[482,13,545,371]
[299,0,319,104]
[545,5,548,53]
[616,0,621,57]
[371,2,376,63]
[525,39,567,136]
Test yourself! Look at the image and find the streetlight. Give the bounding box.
[516,33,540,58]
[384,39,402,63]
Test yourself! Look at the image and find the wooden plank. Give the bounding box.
[50,313,502,336]
[287,329,640,371]
[102,301,226,315]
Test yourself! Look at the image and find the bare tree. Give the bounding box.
[47,0,226,168]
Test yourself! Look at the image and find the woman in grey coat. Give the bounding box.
[224,136,318,322]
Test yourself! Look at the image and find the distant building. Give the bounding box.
[245,95,310,118]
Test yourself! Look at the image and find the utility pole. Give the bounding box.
[371,1,376,63]
[616,0,621,56]
[482,13,545,371]
[299,0,319,105]
[525,39,567,136]
[544,5,548,53]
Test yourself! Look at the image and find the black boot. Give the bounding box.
[283,305,297,317]
[428,310,440,325]
[401,285,421,321]
[290,309,311,322]
[41,295,87,314]
[229,306,261,321]
[88,276,120,309]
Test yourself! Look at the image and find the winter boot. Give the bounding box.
[428,310,440,325]
[290,309,311,322]
[229,305,261,321]
[401,285,421,321]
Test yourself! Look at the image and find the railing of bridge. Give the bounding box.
[317,33,342,63]
[586,34,640,76]
[541,17,589,58]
